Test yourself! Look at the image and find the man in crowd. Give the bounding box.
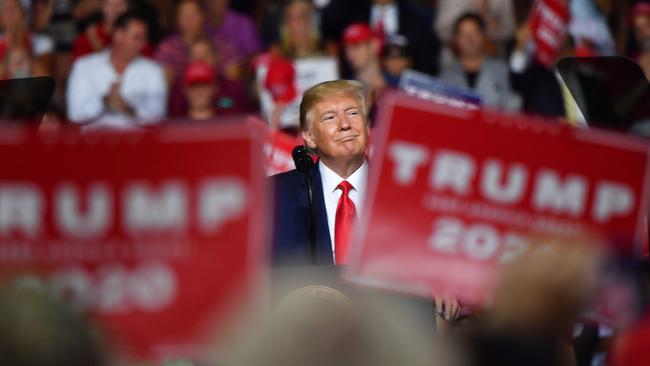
[271,80,369,266]
[72,0,130,61]
[632,2,650,80]
[66,11,167,132]
[342,23,386,97]
[183,61,217,121]
[321,0,440,76]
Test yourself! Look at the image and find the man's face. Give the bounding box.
[190,41,217,65]
[1,0,24,30]
[634,14,650,52]
[345,41,377,71]
[383,54,410,76]
[114,20,148,59]
[302,94,369,165]
[186,83,215,109]
[454,20,485,58]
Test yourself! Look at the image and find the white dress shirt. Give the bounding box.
[319,160,368,262]
[370,3,399,36]
[66,50,168,132]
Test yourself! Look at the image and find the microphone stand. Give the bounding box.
[305,173,317,265]
[293,145,318,265]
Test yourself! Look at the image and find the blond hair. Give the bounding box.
[299,79,367,131]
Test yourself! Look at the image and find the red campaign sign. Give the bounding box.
[249,116,303,176]
[346,92,650,305]
[531,0,570,68]
[0,122,266,361]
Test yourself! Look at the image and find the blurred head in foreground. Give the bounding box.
[471,240,602,366]
[226,276,462,366]
[0,285,107,366]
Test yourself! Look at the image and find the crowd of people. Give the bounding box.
[1,0,649,131]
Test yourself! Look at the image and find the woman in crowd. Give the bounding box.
[271,0,326,60]
[440,12,520,111]
[155,0,208,116]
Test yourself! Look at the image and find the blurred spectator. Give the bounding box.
[72,0,130,61]
[569,0,616,56]
[343,23,386,109]
[271,0,325,59]
[366,0,440,76]
[206,0,262,80]
[0,41,49,78]
[469,241,601,366]
[435,0,515,46]
[632,2,650,80]
[155,0,206,85]
[509,19,567,118]
[0,0,55,76]
[342,23,386,98]
[381,34,412,88]
[66,11,167,131]
[0,285,107,366]
[441,13,519,111]
[32,0,77,54]
[264,55,300,131]
[165,37,248,117]
[155,0,207,116]
[149,0,175,38]
[227,277,457,366]
[183,61,217,121]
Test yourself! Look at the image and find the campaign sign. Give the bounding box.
[399,69,481,109]
[0,123,266,361]
[346,92,650,304]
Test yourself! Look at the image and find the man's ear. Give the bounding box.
[301,128,317,150]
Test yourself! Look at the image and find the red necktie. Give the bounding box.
[335,181,356,265]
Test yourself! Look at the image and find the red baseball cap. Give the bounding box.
[264,56,297,104]
[342,23,374,45]
[184,61,215,86]
[633,2,650,17]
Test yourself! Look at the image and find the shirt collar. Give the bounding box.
[319,159,368,194]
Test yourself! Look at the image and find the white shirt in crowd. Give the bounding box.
[66,50,167,132]
[370,3,399,36]
[319,160,368,262]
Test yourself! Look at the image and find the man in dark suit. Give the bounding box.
[270,79,462,322]
[271,80,369,266]
[321,0,440,76]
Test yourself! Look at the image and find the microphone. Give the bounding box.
[292,145,313,174]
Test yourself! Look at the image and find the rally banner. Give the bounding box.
[346,91,650,304]
[531,0,571,68]
[398,69,481,109]
[0,122,266,362]
[249,116,304,176]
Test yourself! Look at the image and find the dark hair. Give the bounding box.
[113,10,149,32]
[452,12,487,36]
